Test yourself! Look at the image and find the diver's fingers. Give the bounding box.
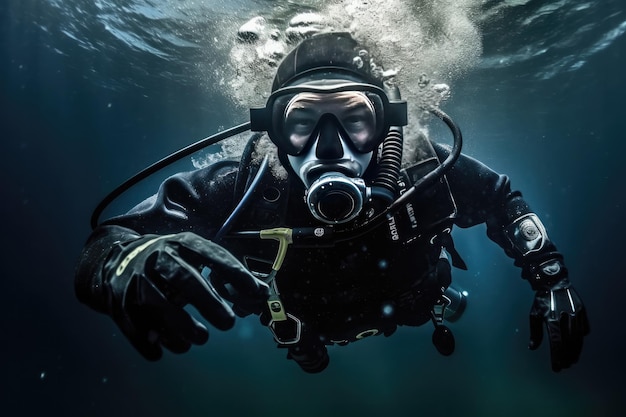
[177,234,269,297]
[159,305,209,353]
[151,245,236,331]
[546,316,564,372]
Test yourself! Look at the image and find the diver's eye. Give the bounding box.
[341,114,376,136]
[342,116,368,130]
[284,113,319,153]
[284,105,319,135]
[286,117,316,135]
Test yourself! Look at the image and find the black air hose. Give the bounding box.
[372,126,403,201]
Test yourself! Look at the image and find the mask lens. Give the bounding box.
[273,91,383,155]
[282,93,320,154]
[340,92,381,152]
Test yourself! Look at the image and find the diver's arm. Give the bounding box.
[75,161,239,309]
[432,142,589,371]
[75,161,269,360]
[431,142,562,274]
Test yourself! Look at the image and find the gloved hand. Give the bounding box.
[102,231,269,360]
[528,282,590,372]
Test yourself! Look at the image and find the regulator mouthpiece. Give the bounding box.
[306,172,368,224]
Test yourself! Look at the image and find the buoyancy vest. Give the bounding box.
[221,133,464,345]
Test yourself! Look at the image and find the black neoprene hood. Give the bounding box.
[271,32,383,91]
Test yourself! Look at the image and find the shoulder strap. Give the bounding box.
[395,136,467,269]
[396,134,458,235]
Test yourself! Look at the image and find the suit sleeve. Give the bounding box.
[432,143,568,289]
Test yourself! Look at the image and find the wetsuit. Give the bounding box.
[75,136,566,370]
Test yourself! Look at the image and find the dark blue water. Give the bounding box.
[2,1,625,416]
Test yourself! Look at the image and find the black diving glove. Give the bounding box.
[528,279,590,372]
[102,232,269,360]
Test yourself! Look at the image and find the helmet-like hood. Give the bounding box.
[271,32,383,91]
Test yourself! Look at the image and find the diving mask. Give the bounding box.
[250,81,407,155]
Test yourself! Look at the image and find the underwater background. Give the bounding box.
[1,0,625,416]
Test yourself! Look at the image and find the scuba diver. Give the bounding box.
[75,32,589,373]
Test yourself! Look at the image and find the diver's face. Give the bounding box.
[283,91,378,187]
[284,91,377,155]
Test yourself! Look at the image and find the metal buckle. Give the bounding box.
[268,313,302,345]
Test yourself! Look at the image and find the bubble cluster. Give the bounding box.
[226,0,481,110]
